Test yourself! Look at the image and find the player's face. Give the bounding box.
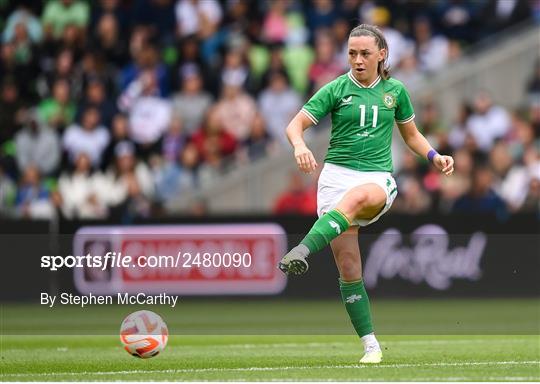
[348,36,385,84]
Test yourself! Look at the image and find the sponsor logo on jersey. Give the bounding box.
[383,93,396,108]
[339,95,353,106]
[345,294,362,303]
[329,220,341,235]
[357,131,371,138]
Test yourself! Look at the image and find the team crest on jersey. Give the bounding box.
[383,93,396,108]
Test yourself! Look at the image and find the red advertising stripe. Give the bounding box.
[120,237,278,282]
[73,224,288,295]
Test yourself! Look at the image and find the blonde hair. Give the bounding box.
[349,24,390,80]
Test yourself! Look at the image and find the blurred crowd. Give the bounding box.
[391,82,540,218]
[0,0,538,221]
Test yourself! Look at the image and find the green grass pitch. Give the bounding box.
[2,299,539,381]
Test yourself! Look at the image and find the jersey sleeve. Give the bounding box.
[395,84,415,124]
[301,81,337,125]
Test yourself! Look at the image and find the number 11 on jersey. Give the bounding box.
[359,104,378,128]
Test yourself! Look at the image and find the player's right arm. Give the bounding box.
[287,80,337,174]
[286,112,318,174]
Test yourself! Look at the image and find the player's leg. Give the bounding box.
[279,183,386,275]
[331,226,382,364]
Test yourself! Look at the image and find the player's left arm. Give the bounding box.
[397,119,454,176]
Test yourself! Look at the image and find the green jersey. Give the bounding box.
[301,71,415,172]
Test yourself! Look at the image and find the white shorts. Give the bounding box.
[317,163,398,227]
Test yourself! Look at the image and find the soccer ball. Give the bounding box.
[120,310,168,358]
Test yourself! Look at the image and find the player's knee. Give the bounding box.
[350,191,370,212]
[337,251,361,280]
[340,191,368,214]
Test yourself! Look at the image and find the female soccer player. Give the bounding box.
[278,24,454,364]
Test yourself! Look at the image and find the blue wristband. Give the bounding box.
[427,149,439,163]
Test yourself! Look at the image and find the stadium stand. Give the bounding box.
[0,0,538,220]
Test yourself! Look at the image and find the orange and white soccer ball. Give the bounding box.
[120,310,168,358]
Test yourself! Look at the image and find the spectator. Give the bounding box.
[452,165,507,217]
[187,196,209,216]
[179,142,201,185]
[175,0,223,39]
[15,165,54,219]
[191,107,237,162]
[393,53,422,90]
[58,23,86,61]
[222,0,254,36]
[435,0,478,42]
[106,141,155,219]
[392,177,432,214]
[261,0,289,44]
[4,18,39,76]
[75,50,117,97]
[37,48,77,99]
[92,12,129,67]
[466,91,511,152]
[161,115,188,162]
[213,74,257,141]
[522,177,540,212]
[62,107,110,167]
[308,30,343,93]
[14,110,61,176]
[77,79,117,127]
[332,18,352,69]
[368,6,411,69]
[273,172,316,215]
[448,102,473,150]
[338,0,365,24]
[118,70,172,152]
[513,113,537,158]
[131,0,176,42]
[57,152,109,219]
[0,164,16,215]
[479,0,531,37]
[42,0,90,40]
[171,64,213,135]
[306,0,339,37]
[240,113,277,162]
[395,150,426,188]
[38,78,76,131]
[89,0,128,33]
[530,101,540,138]
[527,59,540,97]
[447,39,463,63]
[151,148,196,204]
[417,101,449,151]
[1,41,39,102]
[120,44,170,96]
[102,113,133,169]
[3,4,43,44]
[175,35,213,88]
[220,48,254,93]
[258,70,302,146]
[260,43,289,88]
[413,16,449,73]
[197,138,229,187]
[497,145,540,212]
[439,148,474,212]
[0,79,25,145]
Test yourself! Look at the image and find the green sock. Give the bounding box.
[299,209,350,254]
[339,279,374,337]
